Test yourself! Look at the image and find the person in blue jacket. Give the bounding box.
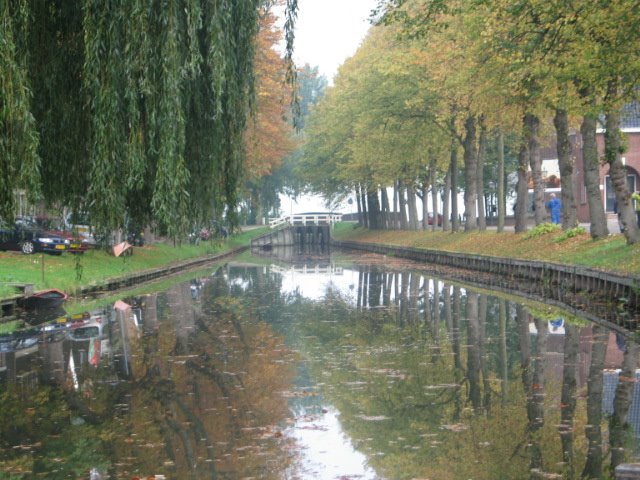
[546,193,561,224]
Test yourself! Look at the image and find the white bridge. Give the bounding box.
[270,264,344,275]
[268,212,342,229]
[252,212,342,249]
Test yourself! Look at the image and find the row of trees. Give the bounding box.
[1,0,300,238]
[298,0,640,243]
[240,63,328,224]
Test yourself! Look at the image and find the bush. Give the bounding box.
[555,226,587,242]
[524,222,560,239]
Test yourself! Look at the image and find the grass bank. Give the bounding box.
[0,227,268,300]
[332,222,640,276]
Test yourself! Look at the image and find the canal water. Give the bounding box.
[1,250,639,479]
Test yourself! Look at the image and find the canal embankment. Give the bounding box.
[0,227,269,319]
[1,245,249,319]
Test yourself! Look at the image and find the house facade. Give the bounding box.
[541,102,640,223]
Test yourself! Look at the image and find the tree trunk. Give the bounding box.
[526,113,545,225]
[355,185,363,227]
[254,198,264,225]
[515,124,529,233]
[451,140,460,232]
[605,82,639,244]
[393,182,399,229]
[443,165,451,232]
[431,158,438,232]
[380,187,390,230]
[367,186,381,230]
[497,130,505,233]
[554,108,578,229]
[581,111,609,238]
[477,116,487,230]
[360,184,369,229]
[397,180,408,230]
[463,115,478,231]
[421,176,429,230]
[407,183,419,230]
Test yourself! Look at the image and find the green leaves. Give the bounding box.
[0,0,41,221]
[299,22,451,201]
[2,0,271,237]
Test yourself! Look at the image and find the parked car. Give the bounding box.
[33,216,89,253]
[427,213,443,226]
[0,219,69,254]
[64,211,96,247]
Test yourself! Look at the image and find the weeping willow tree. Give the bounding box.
[0,0,40,221]
[1,0,298,237]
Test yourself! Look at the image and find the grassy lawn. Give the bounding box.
[332,222,640,276]
[5,221,639,302]
[0,227,268,300]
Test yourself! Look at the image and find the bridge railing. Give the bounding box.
[268,213,342,229]
[270,264,344,275]
[268,216,291,229]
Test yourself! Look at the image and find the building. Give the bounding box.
[540,102,640,223]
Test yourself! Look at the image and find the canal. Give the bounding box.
[0,249,638,479]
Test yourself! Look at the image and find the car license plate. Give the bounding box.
[55,244,65,250]
[71,243,81,249]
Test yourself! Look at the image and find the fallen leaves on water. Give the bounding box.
[356,415,389,421]
[280,389,319,398]
[440,423,468,432]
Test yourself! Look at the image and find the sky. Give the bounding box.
[279,0,377,215]
[292,0,378,83]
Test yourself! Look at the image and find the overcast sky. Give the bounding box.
[277,0,378,214]
[292,0,378,83]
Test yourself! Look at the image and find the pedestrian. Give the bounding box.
[546,193,561,224]
[631,191,640,227]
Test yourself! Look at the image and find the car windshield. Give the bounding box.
[15,217,37,229]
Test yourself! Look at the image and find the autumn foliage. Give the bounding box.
[243,4,296,181]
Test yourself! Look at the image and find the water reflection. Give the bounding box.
[0,269,296,479]
[0,257,638,479]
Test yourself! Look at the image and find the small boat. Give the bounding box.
[18,288,69,310]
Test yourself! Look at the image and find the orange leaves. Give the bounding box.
[243,5,296,180]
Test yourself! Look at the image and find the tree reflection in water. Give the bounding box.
[0,266,296,479]
[0,260,638,479]
[279,263,640,480]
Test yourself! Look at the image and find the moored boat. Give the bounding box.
[18,289,69,310]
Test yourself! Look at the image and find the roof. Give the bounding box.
[598,101,640,131]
